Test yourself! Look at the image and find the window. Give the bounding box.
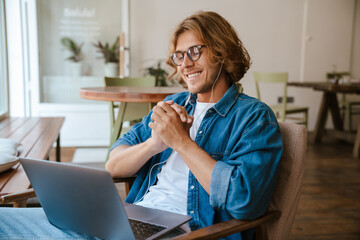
[0,0,9,118]
[37,0,123,104]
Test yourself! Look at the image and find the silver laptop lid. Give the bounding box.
[20,157,135,240]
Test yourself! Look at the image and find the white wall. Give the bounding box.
[130,0,304,81]
[129,0,359,131]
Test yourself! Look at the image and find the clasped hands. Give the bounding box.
[148,100,193,152]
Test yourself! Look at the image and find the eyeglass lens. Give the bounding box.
[171,45,203,66]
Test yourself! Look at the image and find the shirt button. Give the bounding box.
[198,130,203,134]
[190,185,195,190]
[190,211,195,214]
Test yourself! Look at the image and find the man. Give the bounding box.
[0,11,281,240]
[106,11,283,240]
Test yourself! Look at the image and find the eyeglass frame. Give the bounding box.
[170,45,207,66]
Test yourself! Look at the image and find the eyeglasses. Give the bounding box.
[170,45,206,66]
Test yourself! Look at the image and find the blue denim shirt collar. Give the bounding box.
[187,83,240,117]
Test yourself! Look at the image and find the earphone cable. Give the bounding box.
[134,60,224,205]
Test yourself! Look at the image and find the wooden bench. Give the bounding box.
[0,117,64,206]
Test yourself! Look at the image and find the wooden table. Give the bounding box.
[289,81,360,157]
[0,117,64,205]
[80,86,185,153]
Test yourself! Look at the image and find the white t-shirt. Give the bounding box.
[136,101,215,215]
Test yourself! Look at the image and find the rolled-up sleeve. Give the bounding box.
[210,111,283,220]
[109,93,187,151]
[110,113,152,151]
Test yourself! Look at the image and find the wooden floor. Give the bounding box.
[50,135,360,239]
[290,135,360,240]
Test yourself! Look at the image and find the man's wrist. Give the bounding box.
[145,138,167,155]
[174,138,196,154]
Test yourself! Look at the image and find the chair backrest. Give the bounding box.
[266,122,307,239]
[116,122,307,239]
[104,77,156,122]
[235,82,244,93]
[253,72,288,122]
[326,71,350,82]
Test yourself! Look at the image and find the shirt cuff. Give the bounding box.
[110,138,132,152]
[210,160,234,209]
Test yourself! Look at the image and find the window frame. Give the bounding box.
[0,0,9,119]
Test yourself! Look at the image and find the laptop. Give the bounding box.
[20,157,192,240]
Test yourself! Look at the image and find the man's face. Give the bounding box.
[176,31,220,99]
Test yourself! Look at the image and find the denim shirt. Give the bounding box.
[111,83,283,240]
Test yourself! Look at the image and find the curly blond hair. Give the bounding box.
[166,11,252,87]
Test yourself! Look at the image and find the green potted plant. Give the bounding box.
[61,37,84,76]
[144,60,169,86]
[93,37,119,77]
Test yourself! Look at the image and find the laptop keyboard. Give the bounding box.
[129,219,166,240]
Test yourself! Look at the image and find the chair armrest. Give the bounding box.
[113,176,136,196]
[0,188,37,207]
[112,176,136,183]
[172,210,281,240]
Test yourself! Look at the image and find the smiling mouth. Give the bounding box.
[186,72,201,78]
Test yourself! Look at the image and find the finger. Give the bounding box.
[152,101,167,113]
[173,105,187,122]
[187,115,194,124]
[178,105,190,120]
[157,101,177,116]
[148,122,156,130]
[170,104,191,122]
[152,104,167,118]
[165,100,174,105]
[150,112,161,123]
[169,104,183,116]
